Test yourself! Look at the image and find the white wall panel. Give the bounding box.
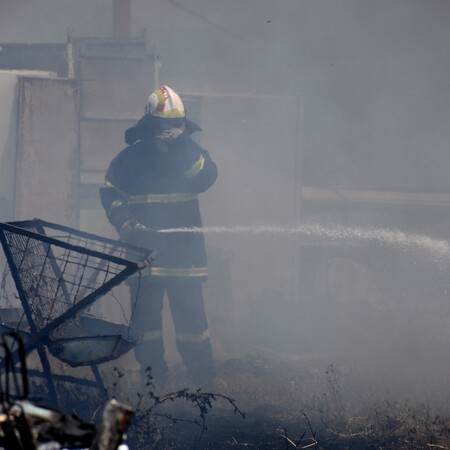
[0,73,19,221]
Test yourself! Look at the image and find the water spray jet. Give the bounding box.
[158,223,450,259]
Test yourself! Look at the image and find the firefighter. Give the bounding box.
[100,85,218,387]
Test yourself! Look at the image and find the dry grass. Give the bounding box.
[91,356,450,449]
[29,354,450,449]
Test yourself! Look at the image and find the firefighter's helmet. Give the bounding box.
[145,85,185,118]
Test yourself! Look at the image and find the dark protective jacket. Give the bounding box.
[100,130,218,279]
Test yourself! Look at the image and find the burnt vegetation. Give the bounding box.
[89,358,450,449]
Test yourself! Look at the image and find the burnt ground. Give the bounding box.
[59,355,450,450]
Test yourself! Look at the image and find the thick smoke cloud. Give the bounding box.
[133,0,450,400]
[2,0,450,418]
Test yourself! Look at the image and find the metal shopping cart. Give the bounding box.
[0,219,154,408]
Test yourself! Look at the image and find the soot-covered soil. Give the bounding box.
[92,356,450,449]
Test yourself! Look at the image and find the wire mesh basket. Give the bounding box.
[0,219,154,365]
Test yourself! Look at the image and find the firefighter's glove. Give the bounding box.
[119,219,150,242]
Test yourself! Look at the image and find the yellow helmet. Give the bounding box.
[145,85,185,118]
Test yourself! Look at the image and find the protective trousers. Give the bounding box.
[129,276,213,386]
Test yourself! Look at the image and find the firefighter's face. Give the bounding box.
[154,119,185,145]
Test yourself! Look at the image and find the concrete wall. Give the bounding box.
[197,93,302,355]
[15,76,79,226]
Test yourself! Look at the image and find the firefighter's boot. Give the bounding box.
[176,337,214,387]
[134,338,168,389]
